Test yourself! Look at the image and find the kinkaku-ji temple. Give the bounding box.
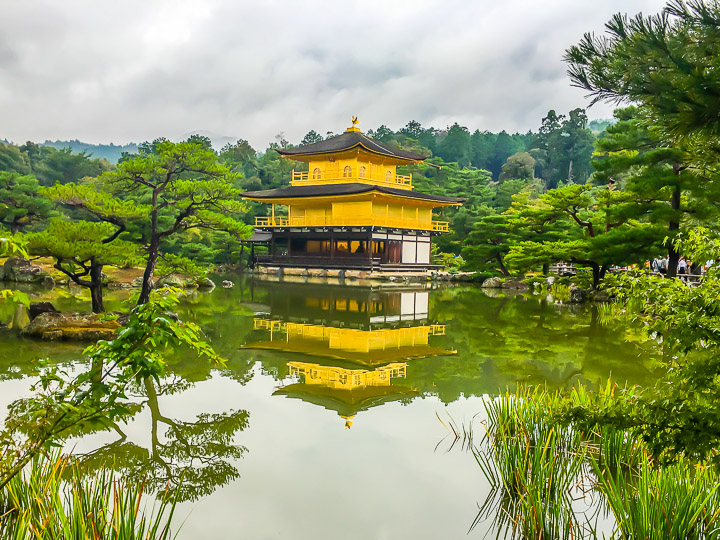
[241,117,464,272]
[241,283,456,427]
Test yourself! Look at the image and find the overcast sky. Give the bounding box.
[0,0,668,150]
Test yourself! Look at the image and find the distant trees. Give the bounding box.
[531,109,595,188]
[0,141,111,185]
[366,112,594,185]
[300,130,323,145]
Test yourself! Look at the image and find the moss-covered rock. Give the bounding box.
[21,311,120,341]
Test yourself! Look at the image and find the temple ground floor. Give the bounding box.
[250,227,444,272]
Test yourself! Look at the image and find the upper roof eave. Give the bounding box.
[276,131,428,162]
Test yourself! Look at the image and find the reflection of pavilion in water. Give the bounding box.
[242,283,455,427]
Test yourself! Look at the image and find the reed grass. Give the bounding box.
[459,383,720,539]
[470,387,590,538]
[0,452,179,540]
[595,459,720,539]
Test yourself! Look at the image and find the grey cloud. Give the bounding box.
[0,0,668,149]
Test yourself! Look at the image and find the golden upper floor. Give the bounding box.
[276,119,427,191]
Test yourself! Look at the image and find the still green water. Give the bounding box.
[0,277,658,539]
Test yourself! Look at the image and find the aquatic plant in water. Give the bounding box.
[454,384,720,539]
[0,452,179,539]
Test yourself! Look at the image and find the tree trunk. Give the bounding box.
[590,262,601,290]
[667,181,681,278]
[89,263,104,313]
[138,234,161,305]
[542,263,549,276]
[496,253,510,276]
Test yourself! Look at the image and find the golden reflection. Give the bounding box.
[243,286,456,426]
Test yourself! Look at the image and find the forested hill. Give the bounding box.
[41,140,138,164]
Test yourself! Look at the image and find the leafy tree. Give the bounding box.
[530,109,595,188]
[0,172,53,233]
[398,120,425,140]
[27,219,141,313]
[436,123,471,166]
[489,131,523,180]
[592,106,712,276]
[373,125,395,143]
[499,152,535,182]
[506,185,662,287]
[462,213,518,275]
[99,141,250,304]
[26,182,148,312]
[219,139,259,187]
[0,142,30,175]
[185,134,214,152]
[300,130,323,145]
[565,0,720,160]
[469,130,497,171]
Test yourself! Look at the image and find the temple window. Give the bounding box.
[359,166,366,178]
[343,165,351,177]
[385,170,392,182]
[313,167,321,179]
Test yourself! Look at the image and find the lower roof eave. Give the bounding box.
[254,226,445,235]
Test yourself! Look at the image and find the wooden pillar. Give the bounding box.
[330,229,335,262]
[367,231,372,266]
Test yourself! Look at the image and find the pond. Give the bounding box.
[0,277,660,539]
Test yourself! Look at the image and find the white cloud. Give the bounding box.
[0,0,668,149]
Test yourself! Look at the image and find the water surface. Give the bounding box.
[0,278,658,539]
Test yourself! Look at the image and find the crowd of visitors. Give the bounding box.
[650,255,709,276]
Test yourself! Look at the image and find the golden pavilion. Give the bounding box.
[241,118,464,271]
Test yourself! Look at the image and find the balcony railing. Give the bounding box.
[291,168,413,190]
[255,216,449,232]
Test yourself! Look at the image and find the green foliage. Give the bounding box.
[561,228,720,463]
[300,130,323,145]
[462,213,519,275]
[591,106,717,276]
[27,219,141,269]
[499,151,535,182]
[42,182,152,221]
[0,173,54,233]
[95,140,251,303]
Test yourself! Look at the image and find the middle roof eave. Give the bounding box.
[241,183,465,204]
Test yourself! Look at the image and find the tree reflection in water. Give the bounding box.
[77,377,249,502]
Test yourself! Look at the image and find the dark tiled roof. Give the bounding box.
[277,131,427,161]
[241,183,465,204]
